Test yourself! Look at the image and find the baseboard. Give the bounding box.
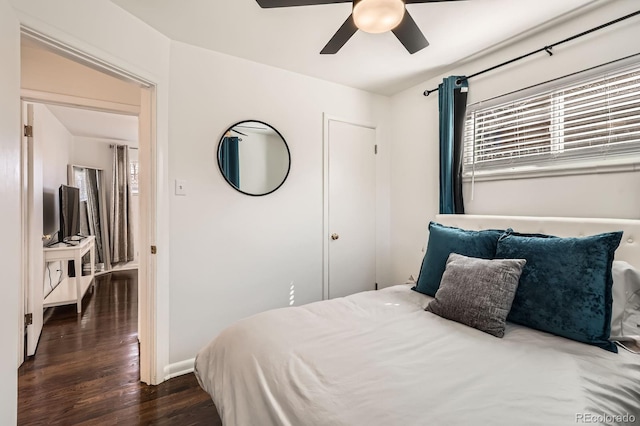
[164,358,195,381]
[95,264,139,277]
[110,262,139,271]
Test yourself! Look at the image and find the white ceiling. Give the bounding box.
[110,0,598,95]
[46,104,139,144]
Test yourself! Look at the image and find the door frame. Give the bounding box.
[18,102,29,366]
[18,27,162,385]
[322,114,377,301]
[22,102,45,359]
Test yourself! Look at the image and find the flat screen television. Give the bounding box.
[59,184,81,243]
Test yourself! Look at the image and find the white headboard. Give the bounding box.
[435,215,640,270]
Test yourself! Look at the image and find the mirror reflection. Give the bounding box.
[218,120,291,196]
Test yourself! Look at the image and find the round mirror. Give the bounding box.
[217,120,291,196]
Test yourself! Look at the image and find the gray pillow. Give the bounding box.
[426,253,526,338]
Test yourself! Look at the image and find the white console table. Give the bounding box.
[43,235,96,314]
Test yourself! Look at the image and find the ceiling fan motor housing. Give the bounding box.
[352,0,406,34]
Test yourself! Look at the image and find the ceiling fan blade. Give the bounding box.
[256,0,465,8]
[256,0,349,7]
[404,0,468,3]
[320,14,358,54]
[392,11,429,54]
[257,0,465,8]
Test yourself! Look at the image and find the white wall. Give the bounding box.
[37,104,73,238]
[71,137,113,198]
[237,132,288,194]
[467,171,640,219]
[264,134,289,192]
[34,104,73,294]
[238,132,268,193]
[168,40,391,364]
[389,0,640,284]
[0,0,20,423]
[21,41,141,108]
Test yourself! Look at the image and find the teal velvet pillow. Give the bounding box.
[495,231,623,353]
[414,222,503,296]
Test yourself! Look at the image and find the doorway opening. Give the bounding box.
[19,28,158,385]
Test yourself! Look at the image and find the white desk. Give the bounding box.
[43,236,96,313]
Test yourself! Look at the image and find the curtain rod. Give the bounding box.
[422,9,640,97]
[467,50,640,108]
[109,144,138,150]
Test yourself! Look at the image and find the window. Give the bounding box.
[463,63,640,176]
[73,168,88,202]
[130,160,139,195]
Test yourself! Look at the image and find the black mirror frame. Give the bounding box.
[217,120,291,197]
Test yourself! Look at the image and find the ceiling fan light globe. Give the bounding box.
[353,0,405,34]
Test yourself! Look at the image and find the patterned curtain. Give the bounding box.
[85,168,106,264]
[110,145,134,264]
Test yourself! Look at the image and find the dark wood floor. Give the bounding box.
[18,270,222,425]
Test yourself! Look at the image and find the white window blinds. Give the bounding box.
[463,64,640,174]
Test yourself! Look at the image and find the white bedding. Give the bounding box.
[195,285,640,426]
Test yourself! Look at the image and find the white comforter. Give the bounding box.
[195,285,640,426]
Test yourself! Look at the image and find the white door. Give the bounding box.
[25,103,44,356]
[327,119,376,299]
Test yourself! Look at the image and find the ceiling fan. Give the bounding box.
[256,0,465,54]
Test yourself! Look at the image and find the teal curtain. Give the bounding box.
[439,76,468,214]
[220,136,240,187]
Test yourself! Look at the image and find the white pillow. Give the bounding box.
[610,261,640,340]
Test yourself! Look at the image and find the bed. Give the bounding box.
[195,215,640,425]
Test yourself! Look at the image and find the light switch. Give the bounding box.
[175,179,187,196]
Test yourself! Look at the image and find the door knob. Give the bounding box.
[331,233,340,241]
